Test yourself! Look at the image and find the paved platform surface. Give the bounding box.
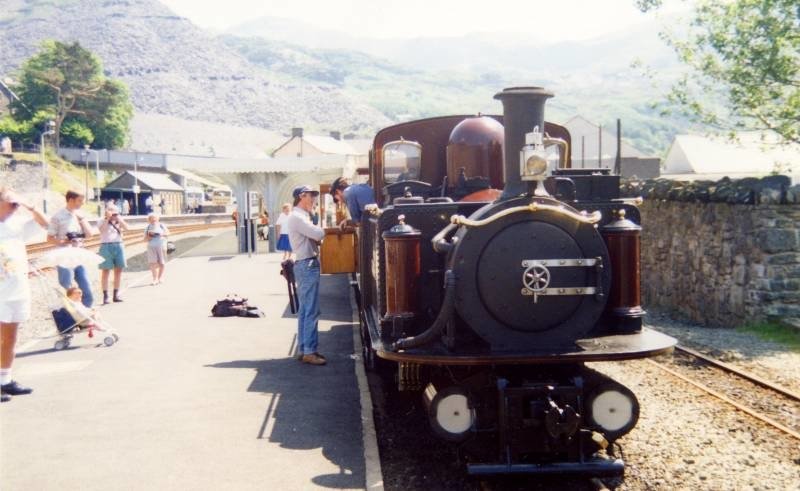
[1,232,367,490]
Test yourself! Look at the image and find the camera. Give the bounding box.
[65,231,86,245]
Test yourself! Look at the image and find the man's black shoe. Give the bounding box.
[1,393,10,402]
[1,381,33,396]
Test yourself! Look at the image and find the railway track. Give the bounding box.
[648,344,800,441]
[25,221,233,258]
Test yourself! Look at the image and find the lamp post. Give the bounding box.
[82,145,90,201]
[133,154,142,215]
[84,145,102,216]
[40,120,56,213]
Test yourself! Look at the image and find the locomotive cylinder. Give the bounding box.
[493,87,554,200]
[602,209,644,332]
[382,215,422,316]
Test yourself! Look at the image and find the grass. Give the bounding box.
[12,150,107,214]
[737,321,800,352]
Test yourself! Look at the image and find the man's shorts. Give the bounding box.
[99,242,127,270]
[0,299,31,323]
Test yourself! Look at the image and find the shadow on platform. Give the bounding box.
[206,324,364,489]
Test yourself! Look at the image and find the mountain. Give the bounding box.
[227,15,676,73]
[220,20,692,155]
[0,0,390,134]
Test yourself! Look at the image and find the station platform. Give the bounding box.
[0,232,377,490]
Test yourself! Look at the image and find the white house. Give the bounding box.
[662,132,800,182]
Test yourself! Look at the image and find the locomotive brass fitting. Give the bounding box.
[449,202,602,228]
[591,431,609,450]
[365,203,383,217]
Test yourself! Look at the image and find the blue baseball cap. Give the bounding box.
[292,185,319,199]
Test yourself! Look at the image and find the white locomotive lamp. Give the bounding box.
[519,125,567,197]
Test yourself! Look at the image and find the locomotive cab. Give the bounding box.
[356,86,676,477]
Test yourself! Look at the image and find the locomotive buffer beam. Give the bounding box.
[471,378,624,477]
[467,458,624,477]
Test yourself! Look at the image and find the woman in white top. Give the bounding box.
[0,186,48,402]
[275,203,293,261]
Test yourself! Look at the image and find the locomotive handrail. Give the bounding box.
[431,222,459,253]
[450,202,602,228]
[611,196,644,206]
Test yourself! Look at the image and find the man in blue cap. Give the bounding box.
[287,185,327,365]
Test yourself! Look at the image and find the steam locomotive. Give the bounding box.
[355,87,676,477]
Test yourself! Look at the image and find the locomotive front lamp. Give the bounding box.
[520,125,549,181]
[586,383,640,441]
[423,383,475,442]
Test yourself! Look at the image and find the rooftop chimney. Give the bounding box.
[291,127,304,138]
[493,87,554,200]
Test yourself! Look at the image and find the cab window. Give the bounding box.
[383,140,422,184]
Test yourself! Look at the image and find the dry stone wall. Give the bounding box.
[621,176,800,327]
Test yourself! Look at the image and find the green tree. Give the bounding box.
[9,40,133,149]
[638,0,800,144]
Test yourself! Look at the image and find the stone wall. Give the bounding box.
[622,176,800,327]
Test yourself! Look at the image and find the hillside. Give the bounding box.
[0,0,390,134]
[220,29,693,155]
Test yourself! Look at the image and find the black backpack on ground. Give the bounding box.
[211,296,264,318]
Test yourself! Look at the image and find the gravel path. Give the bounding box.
[645,311,800,394]
[592,359,800,490]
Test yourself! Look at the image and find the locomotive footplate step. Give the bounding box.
[377,328,675,364]
[467,457,625,476]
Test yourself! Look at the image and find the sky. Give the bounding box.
[160,0,690,42]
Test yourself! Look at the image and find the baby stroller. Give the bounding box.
[29,253,120,350]
[50,294,119,350]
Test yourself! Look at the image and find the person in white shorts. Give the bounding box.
[0,186,49,402]
[144,213,170,285]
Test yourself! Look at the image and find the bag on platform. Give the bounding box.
[211,295,265,318]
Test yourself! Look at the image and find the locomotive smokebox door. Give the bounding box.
[449,197,611,350]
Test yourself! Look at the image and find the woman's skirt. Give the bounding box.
[276,234,291,252]
[147,243,168,265]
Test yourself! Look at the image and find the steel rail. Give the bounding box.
[645,359,800,441]
[675,345,800,403]
[25,222,232,258]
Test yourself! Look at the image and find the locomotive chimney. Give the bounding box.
[493,87,554,200]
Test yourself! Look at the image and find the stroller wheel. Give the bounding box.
[54,339,67,350]
[112,334,119,342]
[103,336,115,347]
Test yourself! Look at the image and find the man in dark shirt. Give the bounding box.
[330,177,375,228]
